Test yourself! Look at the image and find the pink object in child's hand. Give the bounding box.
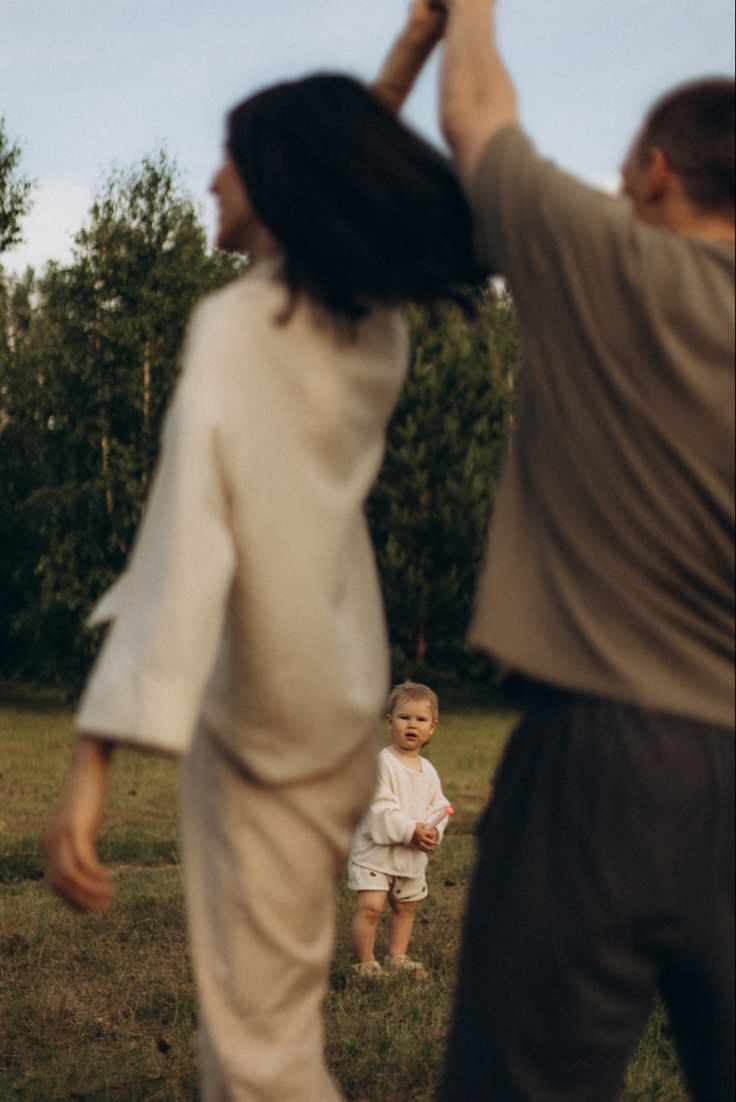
[425,806,454,830]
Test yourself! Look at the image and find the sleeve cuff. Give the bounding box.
[75,668,201,757]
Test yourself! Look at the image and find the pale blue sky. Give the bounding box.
[3,0,734,274]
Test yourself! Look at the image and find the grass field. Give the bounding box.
[0,696,688,1101]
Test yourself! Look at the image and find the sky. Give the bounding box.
[2,0,734,276]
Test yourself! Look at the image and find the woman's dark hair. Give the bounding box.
[640,77,735,214]
[227,73,487,320]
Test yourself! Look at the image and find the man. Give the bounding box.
[428,3,733,1101]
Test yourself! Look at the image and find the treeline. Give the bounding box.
[0,124,519,695]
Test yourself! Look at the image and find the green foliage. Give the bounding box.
[1,144,519,692]
[0,117,33,254]
[368,292,518,682]
[0,271,48,682]
[0,152,240,689]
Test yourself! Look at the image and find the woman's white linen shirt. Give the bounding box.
[75,260,409,783]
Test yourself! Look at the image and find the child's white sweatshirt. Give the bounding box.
[350,747,450,877]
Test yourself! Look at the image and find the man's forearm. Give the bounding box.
[441,0,518,185]
[374,9,445,114]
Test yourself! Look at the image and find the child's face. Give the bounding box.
[387,696,437,756]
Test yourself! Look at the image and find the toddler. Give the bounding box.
[349,681,451,978]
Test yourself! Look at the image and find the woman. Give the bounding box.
[44,7,481,1101]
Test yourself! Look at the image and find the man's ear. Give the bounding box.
[642,146,671,203]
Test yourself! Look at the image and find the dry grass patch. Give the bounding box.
[0,696,688,1101]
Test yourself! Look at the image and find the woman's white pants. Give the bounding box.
[179,723,377,1102]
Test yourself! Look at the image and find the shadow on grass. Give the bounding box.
[0,835,180,885]
[0,681,74,712]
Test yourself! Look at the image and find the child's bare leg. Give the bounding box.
[387,898,417,958]
[351,890,387,962]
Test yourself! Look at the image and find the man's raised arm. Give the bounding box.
[441,0,518,188]
[373,0,447,114]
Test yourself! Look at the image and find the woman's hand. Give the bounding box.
[407,0,447,42]
[43,736,115,913]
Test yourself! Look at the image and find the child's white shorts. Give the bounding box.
[348,862,428,902]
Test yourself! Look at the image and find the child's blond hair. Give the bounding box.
[386,680,439,721]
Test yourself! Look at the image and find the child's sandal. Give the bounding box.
[351,960,386,979]
[383,954,428,979]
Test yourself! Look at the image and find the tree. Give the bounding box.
[368,290,519,682]
[0,118,33,254]
[0,152,240,688]
[1,155,520,691]
[0,270,48,682]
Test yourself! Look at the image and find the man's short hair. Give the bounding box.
[640,77,735,214]
[387,681,439,721]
